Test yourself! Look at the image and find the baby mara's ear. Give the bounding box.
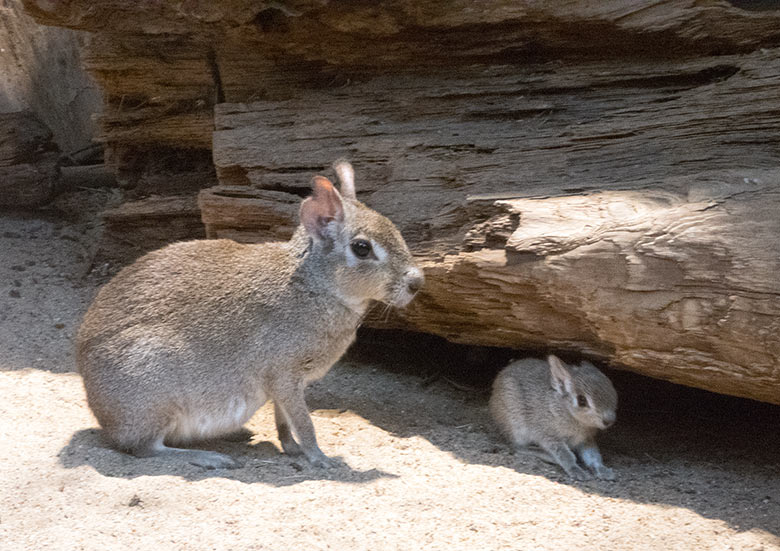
[300,176,345,242]
[548,354,574,396]
[332,159,356,200]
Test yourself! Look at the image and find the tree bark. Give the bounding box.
[99,195,205,265]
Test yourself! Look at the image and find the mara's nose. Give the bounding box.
[406,268,424,294]
[407,275,424,294]
[603,412,616,428]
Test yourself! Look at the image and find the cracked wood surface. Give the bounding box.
[203,47,780,404]
[21,0,780,188]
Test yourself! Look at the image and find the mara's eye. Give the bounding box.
[577,394,588,408]
[350,239,372,259]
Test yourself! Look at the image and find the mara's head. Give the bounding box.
[548,355,618,431]
[298,160,424,311]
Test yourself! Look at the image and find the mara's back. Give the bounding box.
[78,238,294,351]
[75,239,302,430]
[490,359,551,426]
[490,358,577,444]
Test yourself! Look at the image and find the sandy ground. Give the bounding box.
[1,189,779,551]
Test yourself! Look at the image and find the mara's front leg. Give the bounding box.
[538,439,592,481]
[274,401,303,456]
[271,380,332,468]
[577,438,615,480]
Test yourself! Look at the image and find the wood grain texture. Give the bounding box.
[406,184,780,405]
[204,47,780,404]
[100,195,205,263]
[210,49,780,246]
[22,0,780,186]
[22,0,780,52]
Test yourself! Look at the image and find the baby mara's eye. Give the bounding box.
[577,394,589,408]
[350,239,373,259]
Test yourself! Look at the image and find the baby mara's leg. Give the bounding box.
[577,439,615,480]
[537,439,592,481]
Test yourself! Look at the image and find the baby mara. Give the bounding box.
[77,160,423,469]
[491,355,618,481]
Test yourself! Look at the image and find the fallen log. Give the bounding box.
[102,194,204,245]
[59,164,116,191]
[199,175,780,405]
[98,194,204,265]
[22,0,780,188]
[201,47,780,404]
[200,176,780,406]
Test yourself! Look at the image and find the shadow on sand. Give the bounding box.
[59,427,396,487]
[56,328,779,535]
[308,329,780,538]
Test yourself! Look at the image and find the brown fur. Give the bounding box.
[77,161,423,469]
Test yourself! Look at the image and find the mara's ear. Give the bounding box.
[332,158,356,200]
[548,355,573,396]
[300,176,345,242]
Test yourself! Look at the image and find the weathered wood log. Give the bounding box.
[22,0,780,188]
[24,0,780,402]
[59,164,116,190]
[199,186,299,241]
[200,177,780,405]
[201,46,780,404]
[22,0,780,51]
[0,111,60,207]
[414,182,780,406]
[100,195,204,264]
[209,48,780,243]
[102,195,203,239]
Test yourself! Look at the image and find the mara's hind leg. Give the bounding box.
[104,408,243,470]
[131,435,242,470]
[576,439,615,481]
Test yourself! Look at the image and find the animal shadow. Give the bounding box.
[58,427,396,487]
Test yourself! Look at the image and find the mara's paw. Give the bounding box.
[567,464,594,481]
[304,449,334,469]
[594,465,616,481]
[280,438,304,457]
